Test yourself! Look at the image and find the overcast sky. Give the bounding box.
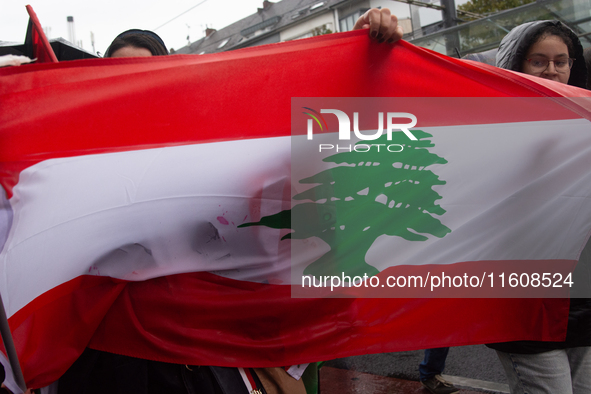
[1,0,268,55]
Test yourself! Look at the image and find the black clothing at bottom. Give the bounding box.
[58,348,266,394]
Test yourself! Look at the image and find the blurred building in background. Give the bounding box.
[174,0,591,59]
[174,0,413,55]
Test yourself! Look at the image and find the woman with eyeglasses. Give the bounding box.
[489,20,591,394]
[496,20,587,88]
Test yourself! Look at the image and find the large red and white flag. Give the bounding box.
[1,30,591,387]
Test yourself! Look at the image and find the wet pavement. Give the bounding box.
[321,345,510,393]
[324,346,507,384]
[320,366,485,394]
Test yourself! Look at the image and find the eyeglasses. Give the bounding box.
[526,57,574,73]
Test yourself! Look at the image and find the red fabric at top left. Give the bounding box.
[24,5,58,64]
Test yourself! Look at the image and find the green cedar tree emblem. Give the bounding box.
[240,131,451,277]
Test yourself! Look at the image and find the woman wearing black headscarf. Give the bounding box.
[105,29,168,58]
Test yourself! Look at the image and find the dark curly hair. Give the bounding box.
[105,29,168,57]
[522,24,575,66]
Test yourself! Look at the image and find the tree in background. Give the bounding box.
[459,0,535,16]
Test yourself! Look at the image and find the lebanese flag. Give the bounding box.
[1,30,590,388]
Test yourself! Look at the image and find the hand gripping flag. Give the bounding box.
[1,30,591,388]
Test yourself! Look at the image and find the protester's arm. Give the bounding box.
[353,8,403,44]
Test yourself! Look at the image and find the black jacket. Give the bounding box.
[488,21,591,354]
[495,20,587,89]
